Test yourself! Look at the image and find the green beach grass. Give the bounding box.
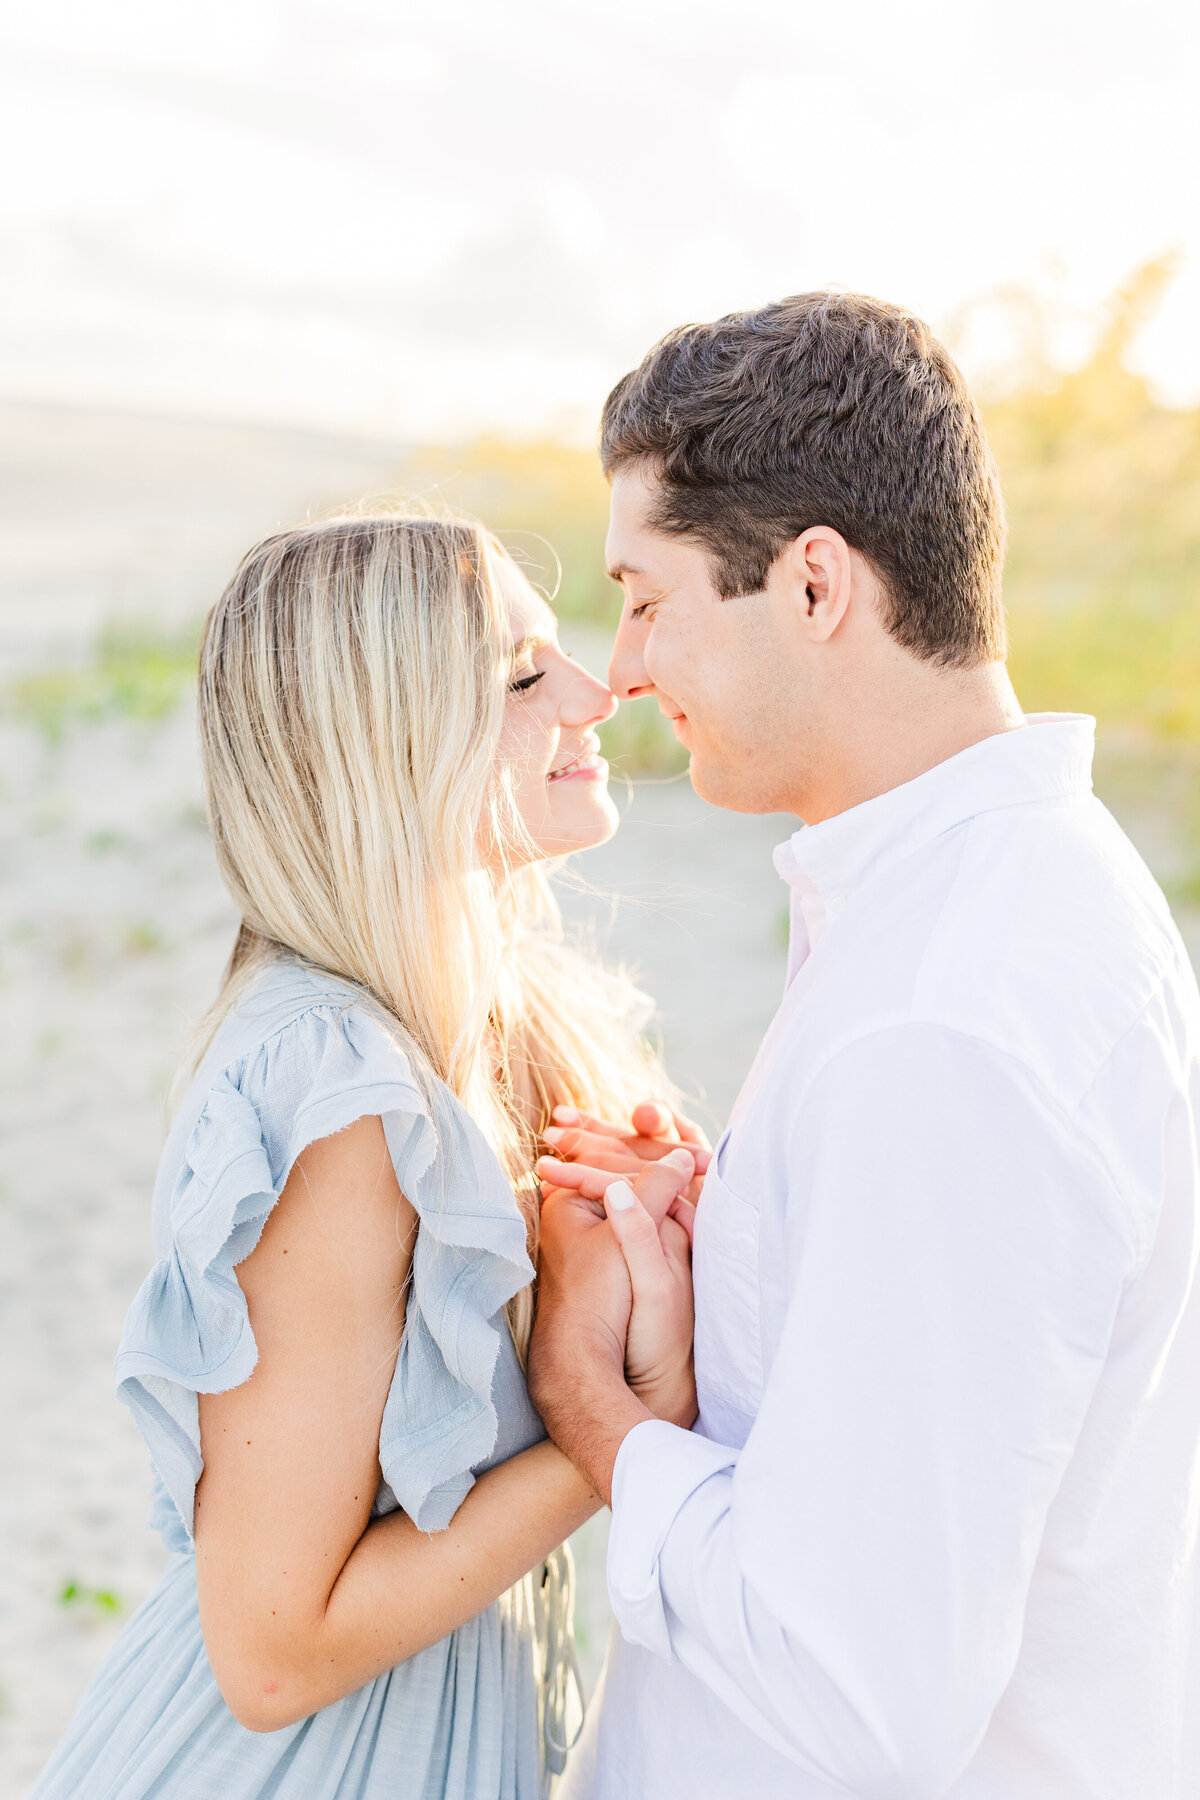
[9,263,1198,811]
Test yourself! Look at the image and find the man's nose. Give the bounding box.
[608,611,652,703]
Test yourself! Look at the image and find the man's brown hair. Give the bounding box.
[600,291,1007,668]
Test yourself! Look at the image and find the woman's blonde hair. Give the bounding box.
[196,511,673,1354]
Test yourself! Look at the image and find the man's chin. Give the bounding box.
[689,751,791,816]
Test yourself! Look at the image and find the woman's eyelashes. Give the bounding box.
[508,642,580,696]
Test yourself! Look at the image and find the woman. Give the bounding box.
[32,513,698,1799]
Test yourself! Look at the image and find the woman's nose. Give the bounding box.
[562,665,618,728]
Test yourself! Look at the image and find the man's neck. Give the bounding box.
[798,662,1026,826]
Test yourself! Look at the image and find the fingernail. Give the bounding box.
[661,1148,694,1172]
[543,1126,564,1144]
[538,1156,566,1175]
[605,1180,637,1213]
[552,1105,579,1124]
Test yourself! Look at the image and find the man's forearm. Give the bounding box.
[532,1372,652,1505]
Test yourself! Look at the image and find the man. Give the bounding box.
[528,293,1200,1798]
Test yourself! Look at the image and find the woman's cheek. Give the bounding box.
[501,712,541,771]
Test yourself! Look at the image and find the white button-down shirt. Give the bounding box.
[570,716,1200,1800]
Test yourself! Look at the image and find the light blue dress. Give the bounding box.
[32,961,580,1800]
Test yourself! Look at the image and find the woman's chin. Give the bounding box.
[531,791,620,860]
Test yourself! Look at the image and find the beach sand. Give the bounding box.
[3,404,1196,1796]
[0,694,795,1793]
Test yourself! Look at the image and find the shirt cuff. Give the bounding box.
[606,1418,738,1659]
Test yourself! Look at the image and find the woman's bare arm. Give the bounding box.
[195,1115,599,1733]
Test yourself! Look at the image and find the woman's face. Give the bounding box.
[494,556,620,859]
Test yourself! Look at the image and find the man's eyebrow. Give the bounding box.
[607,561,642,583]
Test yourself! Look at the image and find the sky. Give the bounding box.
[0,0,1197,441]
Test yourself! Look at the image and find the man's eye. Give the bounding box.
[509,670,545,694]
[630,602,655,623]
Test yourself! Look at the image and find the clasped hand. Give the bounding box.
[527,1104,711,1501]
[540,1100,711,1205]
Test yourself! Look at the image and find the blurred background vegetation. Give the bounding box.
[5,0,1196,1779]
[992,259,1200,734]
[5,265,1199,1786]
[9,259,1200,866]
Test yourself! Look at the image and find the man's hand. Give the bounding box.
[604,1151,697,1427]
[538,1101,712,1206]
[528,1150,698,1503]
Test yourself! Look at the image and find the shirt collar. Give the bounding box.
[773,714,1096,972]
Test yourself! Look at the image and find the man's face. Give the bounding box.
[605,463,806,814]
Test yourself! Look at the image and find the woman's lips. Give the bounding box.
[547,750,607,783]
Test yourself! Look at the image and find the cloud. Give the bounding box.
[0,0,1196,436]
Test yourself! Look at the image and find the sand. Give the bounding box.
[3,403,1197,1797]
[0,691,800,1793]
[0,403,800,1792]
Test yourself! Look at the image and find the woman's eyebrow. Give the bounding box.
[508,633,553,660]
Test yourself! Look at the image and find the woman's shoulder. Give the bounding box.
[145,961,440,1283]
[207,958,410,1088]
[164,960,427,1198]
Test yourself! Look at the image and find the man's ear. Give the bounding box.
[779,528,854,642]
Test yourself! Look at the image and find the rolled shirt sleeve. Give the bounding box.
[606,1024,1139,1799]
[607,1422,738,1658]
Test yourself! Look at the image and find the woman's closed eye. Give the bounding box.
[509,669,546,694]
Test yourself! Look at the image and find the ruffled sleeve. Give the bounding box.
[115,985,534,1542]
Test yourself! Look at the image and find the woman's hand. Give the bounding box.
[538,1101,712,1206]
